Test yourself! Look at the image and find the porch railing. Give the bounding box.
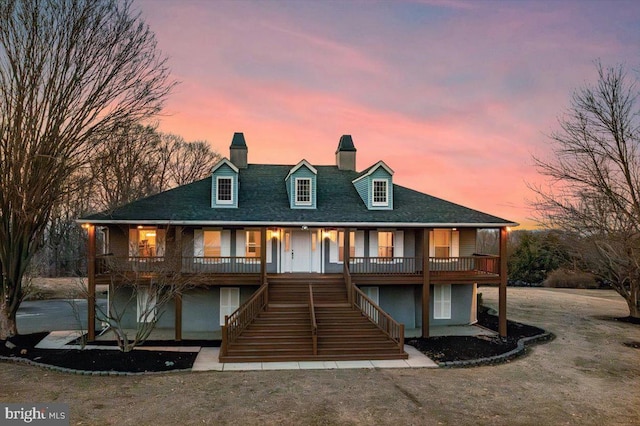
[182,257,261,274]
[220,281,269,357]
[429,255,499,275]
[96,255,262,275]
[308,284,318,356]
[349,257,421,275]
[351,285,404,353]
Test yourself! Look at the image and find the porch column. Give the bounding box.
[87,225,96,342]
[174,226,183,341]
[499,227,508,337]
[260,227,267,284]
[343,228,351,266]
[422,228,431,338]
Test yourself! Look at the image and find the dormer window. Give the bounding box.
[216,177,233,204]
[295,178,312,206]
[372,179,388,206]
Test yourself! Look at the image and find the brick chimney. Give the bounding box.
[335,135,356,171]
[229,132,248,169]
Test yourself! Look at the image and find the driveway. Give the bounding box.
[17,298,108,334]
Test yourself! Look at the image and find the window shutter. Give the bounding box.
[394,230,404,258]
[129,228,138,257]
[369,230,378,257]
[156,229,166,257]
[194,229,204,257]
[266,235,273,263]
[221,230,231,257]
[355,231,365,257]
[434,284,452,319]
[236,230,246,258]
[329,234,338,263]
[220,287,240,326]
[451,230,460,257]
[429,230,435,257]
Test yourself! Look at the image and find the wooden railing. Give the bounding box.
[343,262,353,304]
[308,284,318,356]
[429,255,499,274]
[96,255,262,275]
[182,257,261,274]
[220,281,269,357]
[349,257,421,275]
[351,285,405,353]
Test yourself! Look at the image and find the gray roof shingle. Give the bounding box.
[81,164,516,227]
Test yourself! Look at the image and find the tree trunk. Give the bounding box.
[0,300,18,340]
[627,283,640,319]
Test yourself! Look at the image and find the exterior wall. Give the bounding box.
[323,238,342,273]
[109,226,129,257]
[111,285,259,332]
[378,285,416,329]
[459,228,477,256]
[211,163,238,208]
[430,284,475,326]
[286,165,317,209]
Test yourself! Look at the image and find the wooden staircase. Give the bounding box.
[220,274,408,362]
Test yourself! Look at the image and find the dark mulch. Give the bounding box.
[71,336,221,348]
[592,315,640,325]
[406,308,548,363]
[623,341,640,349]
[1,332,197,373]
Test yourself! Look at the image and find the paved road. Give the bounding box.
[16,299,108,334]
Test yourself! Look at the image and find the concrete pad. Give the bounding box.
[192,348,223,371]
[370,359,411,369]
[404,345,439,368]
[335,360,375,369]
[223,362,263,371]
[261,362,300,370]
[298,361,339,370]
[35,330,81,349]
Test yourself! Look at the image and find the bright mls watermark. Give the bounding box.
[1,404,69,425]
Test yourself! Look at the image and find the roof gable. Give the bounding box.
[211,158,239,174]
[352,160,394,184]
[285,159,317,181]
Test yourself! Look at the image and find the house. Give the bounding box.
[79,133,516,362]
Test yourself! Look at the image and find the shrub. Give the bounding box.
[543,268,599,289]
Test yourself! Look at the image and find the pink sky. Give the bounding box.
[135,0,640,228]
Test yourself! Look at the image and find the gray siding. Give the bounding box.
[379,285,416,329]
[430,284,474,326]
[459,228,477,256]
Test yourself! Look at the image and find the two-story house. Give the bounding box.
[79,133,516,362]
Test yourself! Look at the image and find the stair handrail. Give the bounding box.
[308,283,318,356]
[351,284,405,353]
[343,262,353,304]
[221,279,269,357]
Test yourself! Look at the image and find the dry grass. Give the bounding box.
[1,288,639,425]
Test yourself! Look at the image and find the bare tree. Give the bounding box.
[161,133,221,189]
[0,0,174,338]
[531,62,640,318]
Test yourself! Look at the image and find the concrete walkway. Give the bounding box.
[36,331,439,371]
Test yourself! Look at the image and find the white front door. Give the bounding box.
[291,230,312,272]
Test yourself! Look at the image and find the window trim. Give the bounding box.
[216,176,233,205]
[434,284,452,319]
[372,179,389,206]
[295,177,312,206]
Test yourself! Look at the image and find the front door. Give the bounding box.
[291,230,312,272]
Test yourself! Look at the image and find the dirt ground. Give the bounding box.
[24,277,106,300]
[2,287,639,425]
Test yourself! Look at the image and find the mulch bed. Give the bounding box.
[406,308,548,364]
[1,332,197,373]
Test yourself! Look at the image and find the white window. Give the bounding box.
[129,227,165,258]
[220,287,240,326]
[369,230,404,262]
[378,231,394,258]
[204,230,222,257]
[338,231,355,262]
[246,230,261,257]
[434,284,452,319]
[429,229,460,259]
[295,178,312,205]
[216,176,233,204]
[372,179,388,206]
[137,287,157,323]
